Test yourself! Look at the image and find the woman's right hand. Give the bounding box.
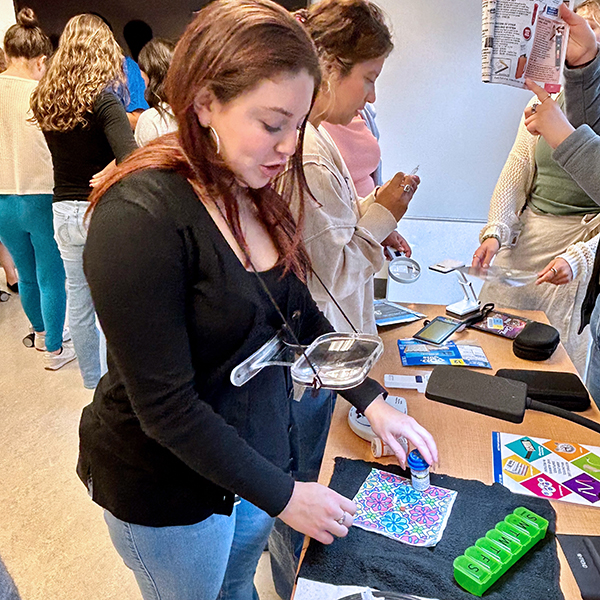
[472,237,500,268]
[375,172,421,222]
[278,481,357,545]
[559,3,599,67]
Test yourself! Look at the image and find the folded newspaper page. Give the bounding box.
[482,0,570,91]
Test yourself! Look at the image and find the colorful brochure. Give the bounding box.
[397,339,492,369]
[470,310,531,339]
[493,432,600,507]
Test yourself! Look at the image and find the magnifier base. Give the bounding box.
[446,298,481,318]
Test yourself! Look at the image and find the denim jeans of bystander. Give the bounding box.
[53,201,107,388]
[586,298,600,409]
[269,387,337,599]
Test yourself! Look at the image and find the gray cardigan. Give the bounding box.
[553,48,600,201]
[554,48,600,330]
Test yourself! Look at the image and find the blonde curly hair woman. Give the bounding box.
[31,14,137,389]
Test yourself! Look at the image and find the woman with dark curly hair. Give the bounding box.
[270,3,423,595]
[135,38,177,146]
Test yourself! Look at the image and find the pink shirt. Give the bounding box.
[322,115,381,198]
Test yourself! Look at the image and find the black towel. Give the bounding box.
[299,458,562,600]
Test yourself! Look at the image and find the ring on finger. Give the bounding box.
[403,184,413,194]
[531,103,539,113]
[541,94,552,103]
[550,267,558,276]
[335,511,346,526]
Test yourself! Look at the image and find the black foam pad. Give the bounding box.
[425,365,528,423]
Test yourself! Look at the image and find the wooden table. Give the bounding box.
[316,304,600,600]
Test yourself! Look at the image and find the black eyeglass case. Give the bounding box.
[495,368,591,412]
[512,321,560,361]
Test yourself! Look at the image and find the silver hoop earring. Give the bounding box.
[208,125,221,155]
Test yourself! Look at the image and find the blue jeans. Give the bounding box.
[53,201,107,388]
[104,499,273,600]
[269,388,336,600]
[587,298,600,408]
[0,553,21,600]
[0,194,66,352]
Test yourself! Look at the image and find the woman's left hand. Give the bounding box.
[536,257,573,285]
[363,395,439,469]
[523,80,575,149]
[382,231,412,260]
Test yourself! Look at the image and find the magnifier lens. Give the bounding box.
[231,332,383,390]
[291,333,384,390]
[458,265,537,287]
[388,256,421,284]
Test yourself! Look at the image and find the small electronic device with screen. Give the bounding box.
[412,316,462,345]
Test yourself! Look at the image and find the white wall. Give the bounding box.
[17,0,535,222]
[0,0,15,49]
[373,0,535,220]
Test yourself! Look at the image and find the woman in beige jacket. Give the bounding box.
[269,2,427,598]
[293,0,419,335]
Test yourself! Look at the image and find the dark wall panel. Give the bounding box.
[17,0,307,49]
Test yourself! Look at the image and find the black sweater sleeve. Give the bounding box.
[94,92,138,164]
[84,190,294,516]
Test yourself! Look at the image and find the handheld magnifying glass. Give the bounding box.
[388,252,421,284]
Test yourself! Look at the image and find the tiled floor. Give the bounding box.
[0,275,278,599]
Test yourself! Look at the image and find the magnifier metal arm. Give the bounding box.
[457,271,479,304]
[446,270,481,317]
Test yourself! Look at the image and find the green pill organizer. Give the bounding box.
[453,507,549,596]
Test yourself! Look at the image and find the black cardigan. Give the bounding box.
[79,169,385,527]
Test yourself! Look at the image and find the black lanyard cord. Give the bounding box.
[308,267,359,334]
[211,197,324,389]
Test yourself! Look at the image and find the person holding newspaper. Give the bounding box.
[472,0,600,375]
[521,4,600,404]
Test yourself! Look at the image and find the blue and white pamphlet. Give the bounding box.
[374,300,425,327]
[397,339,492,369]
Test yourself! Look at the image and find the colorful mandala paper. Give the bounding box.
[352,468,458,547]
